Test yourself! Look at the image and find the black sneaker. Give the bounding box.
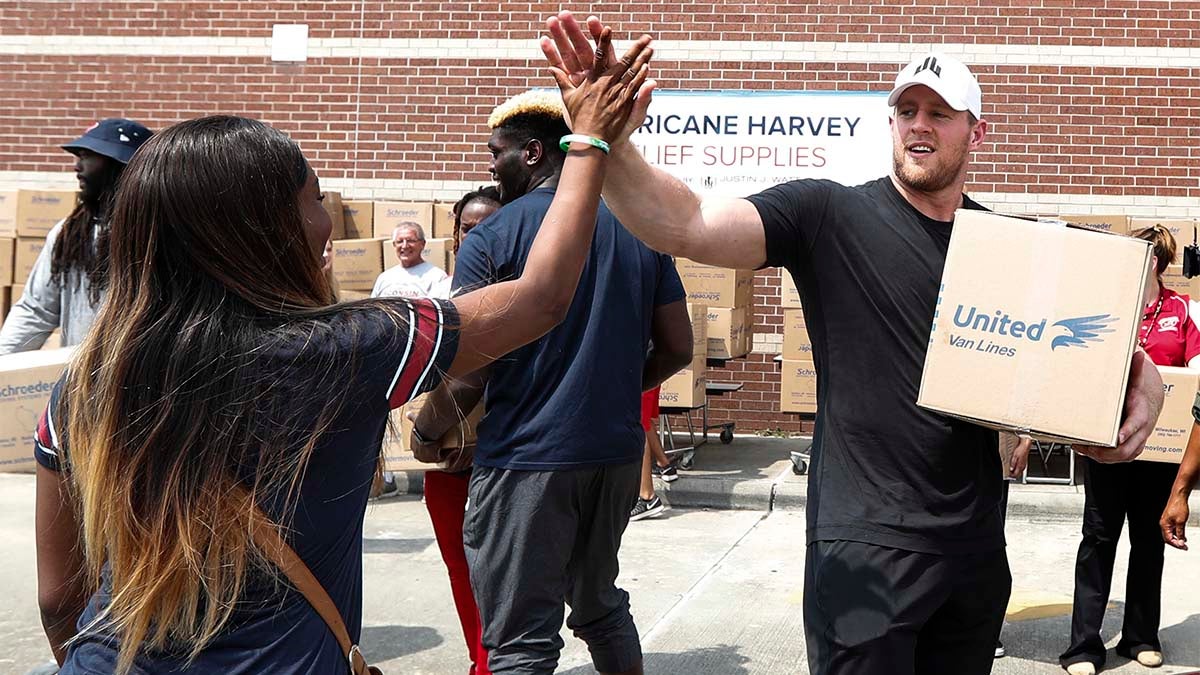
[630,495,666,521]
[653,462,679,483]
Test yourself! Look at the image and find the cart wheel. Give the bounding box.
[792,459,808,476]
[720,428,734,444]
[680,451,695,470]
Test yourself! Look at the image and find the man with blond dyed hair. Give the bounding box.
[411,90,694,675]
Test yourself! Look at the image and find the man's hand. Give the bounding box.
[542,10,656,148]
[1007,437,1031,479]
[1074,350,1163,463]
[407,410,445,464]
[1161,493,1189,550]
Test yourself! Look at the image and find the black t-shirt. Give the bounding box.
[35,298,459,674]
[748,176,1004,555]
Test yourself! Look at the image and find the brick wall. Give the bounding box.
[4,1,1199,433]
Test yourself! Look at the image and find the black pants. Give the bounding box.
[1060,458,1179,669]
[803,540,1011,675]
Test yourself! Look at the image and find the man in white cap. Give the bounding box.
[540,14,1166,674]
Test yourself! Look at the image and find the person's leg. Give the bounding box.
[646,417,670,469]
[1116,461,1178,660]
[565,460,643,675]
[424,470,490,675]
[1061,459,1128,670]
[914,548,1012,675]
[803,540,950,675]
[638,438,655,500]
[463,467,578,675]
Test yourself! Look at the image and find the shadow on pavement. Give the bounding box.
[362,536,435,555]
[559,645,752,674]
[361,624,444,662]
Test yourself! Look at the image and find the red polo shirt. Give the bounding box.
[1139,287,1200,367]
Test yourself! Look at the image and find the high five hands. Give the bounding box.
[542,10,656,150]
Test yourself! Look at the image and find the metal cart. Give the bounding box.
[658,381,743,469]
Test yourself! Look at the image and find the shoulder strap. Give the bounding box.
[249,507,373,675]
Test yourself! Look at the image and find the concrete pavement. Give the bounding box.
[3,435,1200,674]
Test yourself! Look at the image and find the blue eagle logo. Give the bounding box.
[1050,314,1118,350]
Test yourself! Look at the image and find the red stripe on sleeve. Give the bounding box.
[388,299,441,408]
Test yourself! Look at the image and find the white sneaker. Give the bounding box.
[1066,663,1096,675]
[1136,650,1163,668]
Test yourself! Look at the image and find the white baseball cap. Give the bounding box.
[887,53,982,119]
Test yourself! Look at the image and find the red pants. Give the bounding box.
[424,470,491,675]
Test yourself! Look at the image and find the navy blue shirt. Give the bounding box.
[35,298,458,674]
[453,187,685,470]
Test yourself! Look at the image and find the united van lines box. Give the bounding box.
[15,237,44,284]
[1129,217,1195,243]
[382,395,483,472]
[780,270,801,308]
[1139,365,1199,463]
[1062,214,1131,237]
[432,202,456,239]
[16,190,75,238]
[676,258,754,308]
[332,238,383,290]
[706,306,751,359]
[0,191,17,237]
[0,347,73,473]
[782,308,813,360]
[780,359,817,413]
[918,210,1151,446]
[0,237,13,285]
[321,191,345,241]
[373,201,434,240]
[342,200,374,239]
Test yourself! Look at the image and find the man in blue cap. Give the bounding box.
[0,118,152,354]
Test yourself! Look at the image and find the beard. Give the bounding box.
[892,137,969,194]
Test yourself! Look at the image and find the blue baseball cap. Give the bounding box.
[62,118,153,164]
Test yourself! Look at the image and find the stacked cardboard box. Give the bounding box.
[1060,214,1131,236]
[676,258,754,359]
[780,307,817,413]
[1129,217,1197,243]
[0,190,76,327]
[0,347,73,472]
[659,303,708,408]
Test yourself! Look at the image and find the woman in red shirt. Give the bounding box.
[1061,225,1200,675]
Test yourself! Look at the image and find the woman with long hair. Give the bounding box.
[1061,224,1200,675]
[35,32,653,674]
[0,118,152,353]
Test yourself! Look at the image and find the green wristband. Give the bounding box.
[559,134,611,154]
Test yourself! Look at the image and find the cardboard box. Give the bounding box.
[659,365,705,408]
[0,347,73,473]
[15,190,75,238]
[676,258,754,308]
[780,358,818,413]
[0,237,13,286]
[1129,217,1196,244]
[15,237,44,285]
[780,270,801,308]
[1160,264,1200,299]
[342,200,374,239]
[331,238,383,291]
[0,191,16,237]
[782,308,813,360]
[322,191,345,241]
[0,287,10,326]
[917,210,1151,446]
[705,306,751,359]
[1138,365,1198,463]
[382,394,484,472]
[373,201,434,240]
[684,303,708,357]
[432,202,457,239]
[1061,214,1131,237]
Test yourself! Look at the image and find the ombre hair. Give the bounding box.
[58,116,404,673]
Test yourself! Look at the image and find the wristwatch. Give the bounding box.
[411,424,436,445]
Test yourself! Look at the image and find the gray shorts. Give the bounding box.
[463,460,642,674]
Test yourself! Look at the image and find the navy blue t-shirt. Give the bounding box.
[453,186,685,470]
[35,298,458,674]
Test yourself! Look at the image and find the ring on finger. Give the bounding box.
[620,68,636,81]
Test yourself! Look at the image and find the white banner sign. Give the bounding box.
[630,90,892,197]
